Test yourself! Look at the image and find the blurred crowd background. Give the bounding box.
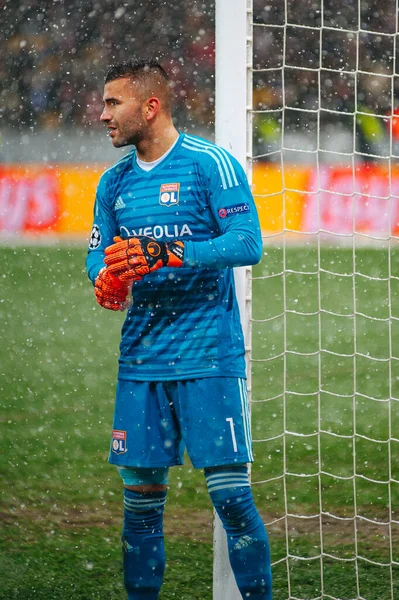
[1,0,398,161]
[1,0,215,134]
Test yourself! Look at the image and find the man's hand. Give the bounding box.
[94,268,132,311]
[104,236,184,282]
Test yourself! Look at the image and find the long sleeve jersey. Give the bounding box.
[86,133,262,381]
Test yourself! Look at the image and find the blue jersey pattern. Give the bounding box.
[86,133,262,381]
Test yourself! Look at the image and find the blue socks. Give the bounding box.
[205,466,272,599]
[121,468,271,599]
[122,488,167,599]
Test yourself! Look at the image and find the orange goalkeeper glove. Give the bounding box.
[94,268,132,311]
[104,235,184,283]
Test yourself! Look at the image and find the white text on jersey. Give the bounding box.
[120,224,193,239]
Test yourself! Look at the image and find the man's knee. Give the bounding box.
[118,466,169,492]
[204,464,258,528]
[204,464,251,499]
[121,473,168,535]
[125,483,167,492]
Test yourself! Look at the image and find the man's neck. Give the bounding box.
[136,125,179,162]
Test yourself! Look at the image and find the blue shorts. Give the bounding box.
[109,378,253,469]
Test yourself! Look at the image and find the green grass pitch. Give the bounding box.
[1,244,399,599]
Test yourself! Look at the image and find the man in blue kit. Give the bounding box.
[86,59,272,599]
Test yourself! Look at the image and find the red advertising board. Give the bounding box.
[0,167,60,233]
[302,165,399,237]
[2,163,399,238]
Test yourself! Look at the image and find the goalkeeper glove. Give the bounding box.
[104,235,184,282]
[94,267,132,311]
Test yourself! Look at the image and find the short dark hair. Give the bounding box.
[105,59,169,84]
[105,59,172,112]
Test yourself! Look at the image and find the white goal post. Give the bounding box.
[214,1,253,598]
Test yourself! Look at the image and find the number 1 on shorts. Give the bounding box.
[226,417,238,452]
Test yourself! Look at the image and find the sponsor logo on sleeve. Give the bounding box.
[218,203,250,219]
[88,224,101,249]
[159,183,180,207]
[111,429,127,454]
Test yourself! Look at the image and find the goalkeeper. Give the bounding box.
[86,58,272,600]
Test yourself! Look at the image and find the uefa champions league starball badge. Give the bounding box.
[88,224,101,249]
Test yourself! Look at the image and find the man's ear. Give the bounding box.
[145,97,160,121]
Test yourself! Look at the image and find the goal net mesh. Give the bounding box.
[249,0,399,598]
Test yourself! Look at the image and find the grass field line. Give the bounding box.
[2,505,214,543]
[3,501,390,551]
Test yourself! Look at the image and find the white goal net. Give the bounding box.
[248,0,399,599]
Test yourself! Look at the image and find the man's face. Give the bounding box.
[100,77,147,148]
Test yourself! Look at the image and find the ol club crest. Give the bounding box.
[159,183,180,207]
[112,429,127,454]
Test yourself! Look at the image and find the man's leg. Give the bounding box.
[205,464,272,599]
[118,467,169,600]
[109,381,184,598]
[173,377,271,597]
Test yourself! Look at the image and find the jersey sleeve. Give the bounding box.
[86,173,118,284]
[183,152,263,269]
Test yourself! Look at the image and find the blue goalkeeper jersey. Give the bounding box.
[86,132,262,381]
